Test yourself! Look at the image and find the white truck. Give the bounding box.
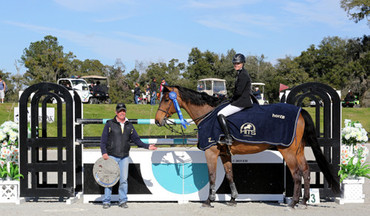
[57,78,91,103]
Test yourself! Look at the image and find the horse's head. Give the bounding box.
[155,86,182,126]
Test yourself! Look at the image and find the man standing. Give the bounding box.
[0,76,6,103]
[150,77,157,105]
[133,83,141,104]
[100,103,157,209]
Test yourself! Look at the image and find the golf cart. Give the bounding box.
[197,78,227,98]
[251,82,268,105]
[342,96,360,108]
[81,75,111,104]
[57,78,91,103]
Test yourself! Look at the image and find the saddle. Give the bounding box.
[197,103,301,151]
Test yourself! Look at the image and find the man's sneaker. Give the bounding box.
[118,202,128,208]
[102,203,110,209]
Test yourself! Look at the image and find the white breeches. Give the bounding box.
[217,104,244,117]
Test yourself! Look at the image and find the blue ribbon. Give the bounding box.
[169,91,190,129]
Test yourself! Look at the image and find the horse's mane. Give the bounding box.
[167,85,225,107]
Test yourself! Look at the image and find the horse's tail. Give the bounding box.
[301,109,341,195]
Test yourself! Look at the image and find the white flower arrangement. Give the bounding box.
[339,119,370,182]
[342,119,368,145]
[0,121,22,180]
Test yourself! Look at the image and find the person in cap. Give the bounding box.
[217,53,256,145]
[100,103,157,209]
[253,87,262,99]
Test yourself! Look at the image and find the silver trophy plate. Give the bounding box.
[93,157,120,188]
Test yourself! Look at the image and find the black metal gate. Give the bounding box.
[19,82,82,198]
[286,82,341,198]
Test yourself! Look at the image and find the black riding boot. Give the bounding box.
[217,114,233,145]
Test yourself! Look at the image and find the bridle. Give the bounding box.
[156,96,212,136]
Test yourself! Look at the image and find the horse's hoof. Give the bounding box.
[226,201,237,207]
[285,206,295,211]
[201,203,214,208]
[297,203,308,209]
[287,202,296,210]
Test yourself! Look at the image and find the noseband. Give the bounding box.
[157,99,174,121]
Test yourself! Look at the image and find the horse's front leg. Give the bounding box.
[220,153,238,206]
[202,147,219,208]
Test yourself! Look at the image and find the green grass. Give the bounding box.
[0,102,368,137]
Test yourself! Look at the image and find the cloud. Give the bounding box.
[185,0,260,9]
[3,21,189,66]
[281,0,349,26]
[53,0,135,12]
[195,12,281,38]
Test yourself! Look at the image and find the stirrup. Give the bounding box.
[219,137,233,145]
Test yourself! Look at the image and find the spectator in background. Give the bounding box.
[253,87,262,99]
[159,78,167,101]
[345,90,355,102]
[133,83,141,104]
[145,84,151,103]
[0,76,6,103]
[93,81,103,95]
[89,82,95,93]
[150,77,157,105]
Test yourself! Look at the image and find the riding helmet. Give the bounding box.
[232,53,246,64]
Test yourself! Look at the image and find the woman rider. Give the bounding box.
[217,53,255,145]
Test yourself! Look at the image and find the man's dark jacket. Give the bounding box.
[231,68,254,107]
[134,86,141,96]
[100,117,149,158]
[150,81,157,94]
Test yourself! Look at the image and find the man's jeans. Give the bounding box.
[134,95,139,104]
[103,155,129,205]
[150,91,156,105]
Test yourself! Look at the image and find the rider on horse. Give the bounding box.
[217,53,255,145]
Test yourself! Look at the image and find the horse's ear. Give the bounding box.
[163,86,171,93]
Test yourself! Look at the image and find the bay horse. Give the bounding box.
[155,85,340,208]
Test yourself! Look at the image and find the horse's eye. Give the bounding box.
[164,99,170,102]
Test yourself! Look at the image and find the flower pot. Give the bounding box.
[337,177,365,204]
[0,179,19,203]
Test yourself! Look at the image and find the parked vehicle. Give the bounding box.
[81,75,111,104]
[197,78,227,98]
[57,78,91,103]
[251,82,268,105]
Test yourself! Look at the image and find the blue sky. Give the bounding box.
[1,0,369,75]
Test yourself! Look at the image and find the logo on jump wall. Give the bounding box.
[240,122,256,137]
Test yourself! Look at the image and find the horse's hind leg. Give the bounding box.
[220,153,238,206]
[301,167,310,207]
[278,147,302,209]
[298,152,310,206]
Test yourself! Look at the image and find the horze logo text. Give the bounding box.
[240,123,256,137]
[272,113,285,119]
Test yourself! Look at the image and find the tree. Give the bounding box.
[341,0,370,25]
[107,59,130,103]
[20,35,75,85]
[184,48,219,89]
[70,59,108,77]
